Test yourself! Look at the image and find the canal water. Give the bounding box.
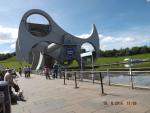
[103,73,150,88]
[65,71,150,89]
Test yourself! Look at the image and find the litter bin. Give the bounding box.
[0,81,11,113]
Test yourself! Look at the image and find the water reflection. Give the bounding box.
[105,73,150,87]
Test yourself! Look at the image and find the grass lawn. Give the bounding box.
[69,53,150,69]
[0,53,150,70]
[0,57,30,70]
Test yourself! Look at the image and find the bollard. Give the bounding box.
[99,72,104,94]
[92,73,95,84]
[131,74,134,89]
[130,68,134,89]
[107,68,110,86]
[74,72,79,89]
[80,71,83,81]
[64,70,66,85]
[92,72,95,84]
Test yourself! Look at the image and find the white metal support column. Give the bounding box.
[91,53,94,83]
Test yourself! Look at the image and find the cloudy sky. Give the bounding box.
[0,0,150,53]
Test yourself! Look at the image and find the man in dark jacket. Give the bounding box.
[53,63,58,78]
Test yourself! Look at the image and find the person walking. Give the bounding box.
[58,65,62,78]
[24,66,27,78]
[18,67,22,77]
[53,63,58,79]
[44,66,50,79]
[27,66,31,78]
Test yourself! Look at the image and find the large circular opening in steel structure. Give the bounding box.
[26,14,51,37]
[81,42,95,53]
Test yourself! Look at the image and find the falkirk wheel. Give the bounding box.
[16,9,100,70]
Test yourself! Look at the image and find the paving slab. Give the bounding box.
[11,74,150,113]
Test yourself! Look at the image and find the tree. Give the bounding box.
[139,46,149,54]
[98,45,150,57]
[131,47,140,55]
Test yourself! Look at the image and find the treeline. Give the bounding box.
[0,46,150,60]
[99,46,150,57]
[0,52,16,60]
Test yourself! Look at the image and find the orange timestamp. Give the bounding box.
[103,101,137,106]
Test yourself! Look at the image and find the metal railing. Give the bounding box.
[62,69,150,90]
[62,70,104,94]
[31,68,150,90]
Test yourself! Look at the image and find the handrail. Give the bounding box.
[62,70,150,73]
[62,69,150,90]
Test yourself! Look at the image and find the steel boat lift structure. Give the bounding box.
[16,9,100,70]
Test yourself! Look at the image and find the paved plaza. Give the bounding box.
[12,74,150,113]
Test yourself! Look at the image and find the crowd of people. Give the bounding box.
[0,66,32,105]
[43,63,62,79]
[0,63,62,107]
[0,62,64,113]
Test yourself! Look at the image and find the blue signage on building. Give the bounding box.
[66,48,75,60]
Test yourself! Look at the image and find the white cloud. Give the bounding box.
[0,25,18,53]
[0,26,18,39]
[101,36,114,43]
[77,33,149,50]
[123,37,134,42]
[0,50,10,54]
[77,33,90,39]
[10,43,16,49]
[146,0,150,2]
[100,36,136,50]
